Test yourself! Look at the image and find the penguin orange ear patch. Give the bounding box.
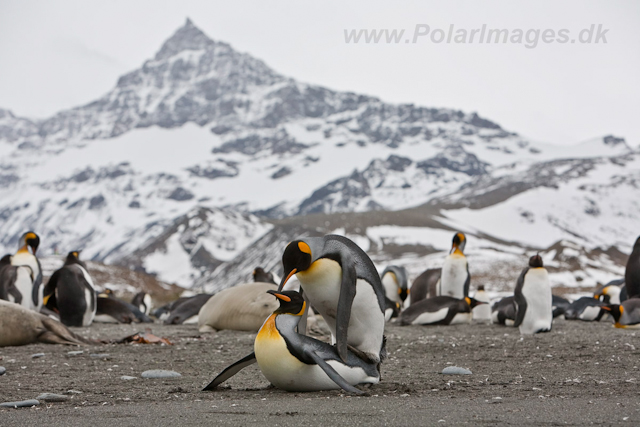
[298,241,311,254]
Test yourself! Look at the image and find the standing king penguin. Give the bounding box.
[0,254,36,309]
[514,254,552,334]
[204,290,379,393]
[278,235,386,364]
[438,232,470,299]
[625,236,640,298]
[43,251,97,327]
[7,231,43,310]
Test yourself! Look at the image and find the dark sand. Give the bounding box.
[1,319,639,426]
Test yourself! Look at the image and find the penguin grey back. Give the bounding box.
[625,236,640,298]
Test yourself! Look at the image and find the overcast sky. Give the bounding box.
[0,0,638,146]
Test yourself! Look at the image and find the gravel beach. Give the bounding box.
[1,320,639,426]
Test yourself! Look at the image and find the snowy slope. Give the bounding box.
[0,19,637,289]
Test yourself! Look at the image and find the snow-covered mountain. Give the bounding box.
[0,19,637,292]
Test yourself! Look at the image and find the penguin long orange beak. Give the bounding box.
[278,269,297,291]
[267,290,292,302]
[601,306,611,311]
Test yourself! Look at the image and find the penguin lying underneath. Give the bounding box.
[380,265,409,305]
[203,290,380,394]
[492,296,516,326]
[0,254,34,308]
[514,254,552,335]
[398,296,484,326]
[43,251,97,327]
[408,268,441,305]
[563,297,606,321]
[602,299,640,329]
[97,289,153,323]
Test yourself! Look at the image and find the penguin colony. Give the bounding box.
[1,230,640,395]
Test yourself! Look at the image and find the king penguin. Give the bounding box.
[603,299,640,329]
[408,267,441,305]
[563,297,606,321]
[514,254,552,334]
[399,296,483,326]
[437,232,470,299]
[625,236,640,299]
[203,290,380,394]
[7,231,43,310]
[43,251,97,327]
[0,254,36,309]
[278,235,386,364]
[472,285,492,323]
[380,265,408,305]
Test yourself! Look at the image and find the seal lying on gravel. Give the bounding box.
[0,299,92,347]
[198,282,278,333]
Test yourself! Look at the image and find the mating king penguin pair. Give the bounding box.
[0,231,43,311]
[43,251,97,327]
[204,234,386,393]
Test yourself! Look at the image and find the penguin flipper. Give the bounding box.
[513,268,528,328]
[202,352,256,391]
[307,350,364,395]
[335,257,357,363]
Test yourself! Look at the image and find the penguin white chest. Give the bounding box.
[297,258,384,360]
[440,254,468,299]
[519,268,552,335]
[381,272,401,304]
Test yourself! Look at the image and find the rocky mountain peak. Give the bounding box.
[154,18,217,61]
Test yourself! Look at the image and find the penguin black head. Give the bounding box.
[451,232,466,254]
[19,231,40,255]
[398,287,409,302]
[66,251,80,262]
[464,297,485,309]
[279,240,313,290]
[529,254,544,268]
[253,267,276,284]
[477,285,485,292]
[267,290,306,316]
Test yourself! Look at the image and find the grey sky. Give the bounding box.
[0,0,638,146]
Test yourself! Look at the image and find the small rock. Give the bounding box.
[67,351,84,356]
[31,353,45,359]
[0,367,5,375]
[36,393,69,402]
[442,366,472,375]
[141,370,181,379]
[121,375,137,380]
[0,400,40,408]
[90,354,111,359]
[65,390,83,395]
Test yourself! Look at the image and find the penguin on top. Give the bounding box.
[437,232,470,299]
[514,254,552,335]
[43,251,97,327]
[2,231,44,310]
